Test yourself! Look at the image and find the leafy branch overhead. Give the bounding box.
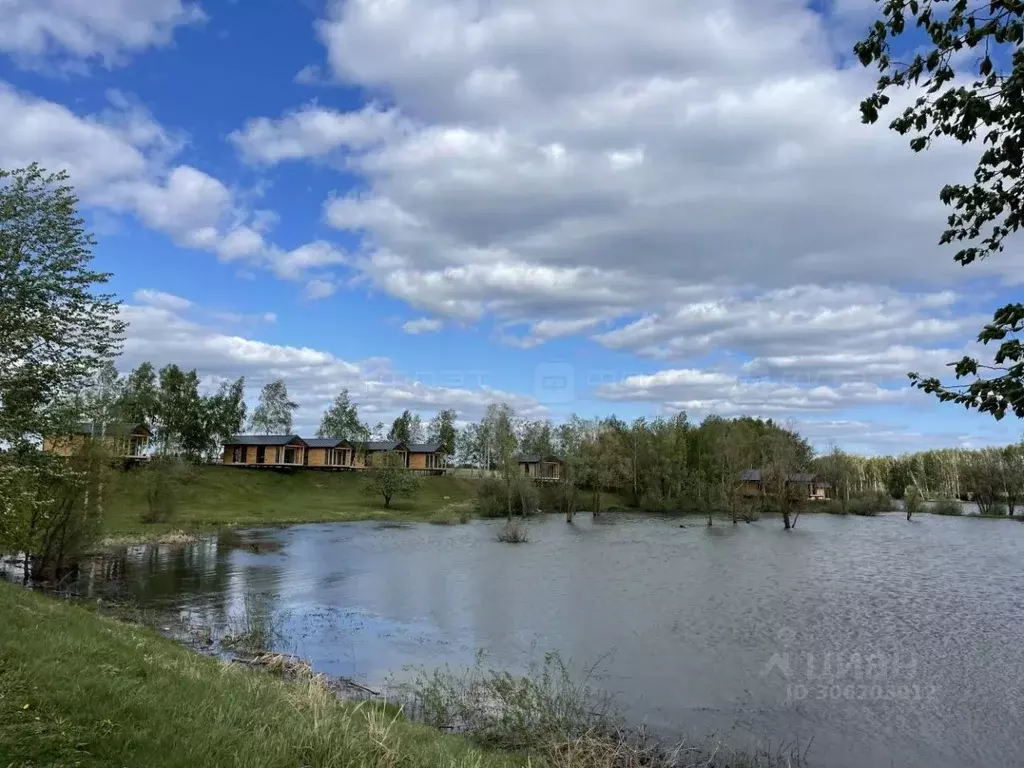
[856,0,1024,418]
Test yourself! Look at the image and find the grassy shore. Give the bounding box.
[0,582,522,768]
[102,465,484,537]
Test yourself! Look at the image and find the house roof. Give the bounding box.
[739,469,828,485]
[304,437,349,448]
[72,422,149,436]
[515,454,562,464]
[407,442,442,453]
[224,435,307,446]
[363,441,403,451]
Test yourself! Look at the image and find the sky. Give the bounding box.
[1,0,1022,455]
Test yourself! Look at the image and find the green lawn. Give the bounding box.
[103,465,483,537]
[0,582,522,768]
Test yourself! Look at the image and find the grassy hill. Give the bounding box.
[0,582,521,768]
[103,465,483,537]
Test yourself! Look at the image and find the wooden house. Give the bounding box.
[221,437,446,474]
[739,469,830,500]
[222,435,308,467]
[43,422,151,461]
[516,454,563,481]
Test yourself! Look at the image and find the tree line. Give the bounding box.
[816,444,1024,516]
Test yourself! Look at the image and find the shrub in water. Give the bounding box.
[477,477,540,518]
[496,520,529,543]
[931,498,963,516]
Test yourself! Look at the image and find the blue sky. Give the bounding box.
[1,0,1021,454]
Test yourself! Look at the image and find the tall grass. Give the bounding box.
[395,652,806,768]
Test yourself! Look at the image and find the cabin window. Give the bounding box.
[232,446,244,463]
[283,446,298,464]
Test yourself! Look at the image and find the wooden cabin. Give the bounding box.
[43,422,151,460]
[221,437,446,474]
[516,454,563,481]
[222,435,308,467]
[739,469,830,500]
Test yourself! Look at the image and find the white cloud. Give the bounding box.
[230,104,406,165]
[272,241,347,280]
[595,368,914,417]
[304,278,338,300]
[0,0,205,69]
[133,289,192,312]
[0,82,345,288]
[282,0,1008,365]
[119,300,546,431]
[402,318,443,335]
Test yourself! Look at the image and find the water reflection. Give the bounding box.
[50,515,1024,768]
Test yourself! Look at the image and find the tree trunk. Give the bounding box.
[782,509,792,530]
[384,493,391,508]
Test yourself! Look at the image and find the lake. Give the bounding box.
[62,513,1024,768]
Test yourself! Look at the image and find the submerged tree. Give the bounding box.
[856,2,1024,418]
[250,379,297,433]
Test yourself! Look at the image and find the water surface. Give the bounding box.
[67,514,1024,768]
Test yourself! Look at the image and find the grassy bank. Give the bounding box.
[102,465,484,537]
[0,582,521,768]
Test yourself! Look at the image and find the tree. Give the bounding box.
[0,164,125,444]
[363,451,419,508]
[0,164,124,579]
[120,362,159,425]
[761,424,807,531]
[388,409,417,443]
[318,389,368,441]
[818,444,855,513]
[427,409,458,458]
[156,364,206,457]
[204,377,247,459]
[250,379,297,433]
[856,3,1024,418]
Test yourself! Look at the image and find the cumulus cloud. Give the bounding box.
[133,289,192,312]
[0,83,345,288]
[402,318,443,335]
[119,300,546,431]
[304,278,338,300]
[1,0,205,69]
[595,368,915,417]
[230,104,406,165]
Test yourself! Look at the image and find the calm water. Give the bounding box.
[66,514,1024,768]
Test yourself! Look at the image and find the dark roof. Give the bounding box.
[740,469,761,482]
[787,472,820,484]
[304,437,349,448]
[223,435,306,446]
[739,469,826,485]
[363,441,403,451]
[515,454,562,464]
[72,422,149,436]
[407,442,442,453]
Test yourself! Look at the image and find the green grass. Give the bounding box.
[0,582,523,768]
[102,465,485,537]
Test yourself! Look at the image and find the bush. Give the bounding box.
[476,477,540,518]
[140,457,188,524]
[931,498,963,516]
[496,519,529,543]
[476,478,510,518]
